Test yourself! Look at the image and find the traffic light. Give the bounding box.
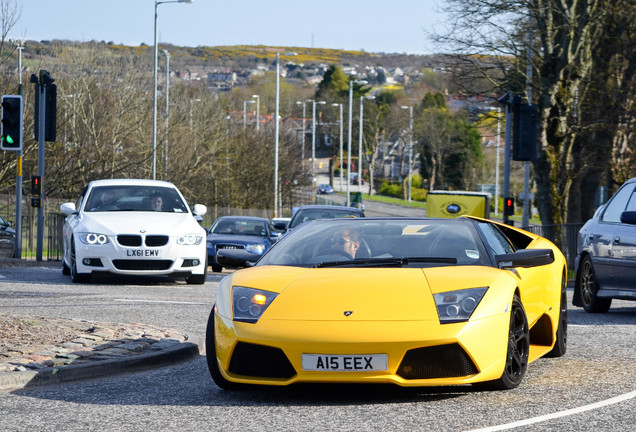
[1,95,23,151]
[31,176,42,195]
[504,196,515,217]
[31,197,42,208]
[34,83,57,142]
[512,100,538,161]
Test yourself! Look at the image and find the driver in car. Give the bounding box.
[331,228,361,259]
[92,190,115,211]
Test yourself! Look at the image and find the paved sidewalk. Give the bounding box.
[0,258,201,391]
[0,314,201,391]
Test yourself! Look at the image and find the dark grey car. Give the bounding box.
[573,177,636,312]
[0,215,15,258]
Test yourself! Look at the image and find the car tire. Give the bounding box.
[211,264,223,273]
[70,240,91,284]
[186,258,207,285]
[205,307,244,390]
[577,255,611,313]
[62,260,71,276]
[546,274,567,358]
[481,294,529,390]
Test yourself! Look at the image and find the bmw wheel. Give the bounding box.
[70,240,91,284]
[62,260,71,276]
[186,258,208,285]
[578,255,611,313]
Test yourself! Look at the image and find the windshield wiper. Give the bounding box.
[314,257,457,268]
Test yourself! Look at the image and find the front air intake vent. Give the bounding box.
[112,260,173,270]
[229,342,296,379]
[397,343,478,379]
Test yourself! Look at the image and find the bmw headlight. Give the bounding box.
[177,234,203,246]
[233,286,278,323]
[78,232,109,245]
[434,287,488,324]
[246,244,266,254]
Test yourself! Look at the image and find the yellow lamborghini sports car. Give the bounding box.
[206,217,567,390]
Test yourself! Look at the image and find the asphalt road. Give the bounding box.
[1,265,635,431]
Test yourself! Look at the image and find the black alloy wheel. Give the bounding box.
[546,274,567,357]
[205,307,244,390]
[483,294,529,390]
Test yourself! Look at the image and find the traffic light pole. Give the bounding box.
[502,93,513,226]
[15,132,22,259]
[15,84,24,258]
[36,83,46,261]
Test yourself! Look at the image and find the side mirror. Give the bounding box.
[60,202,77,215]
[495,248,555,269]
[273,221,287,230]
[620,211,636,225]
[216,248,255,268]
[192,204,207,217]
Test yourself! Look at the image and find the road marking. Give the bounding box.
[114,299,210,306]
[465,390,636,432]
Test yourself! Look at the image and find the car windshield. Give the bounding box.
[84,186,188,213]
[259,218,489,268]
[289,208,361,229]
[210,219,268,236]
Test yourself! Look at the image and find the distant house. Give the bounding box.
[208,70,237,88]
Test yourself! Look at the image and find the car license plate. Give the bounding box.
[302,354,388,372]
[125,249,160,257]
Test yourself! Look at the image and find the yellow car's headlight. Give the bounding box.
[434,287,487,323]
[232,286,278,323]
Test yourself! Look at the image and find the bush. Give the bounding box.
[412,188,428,201]
[378,182,402,198]
[378,181,428,202]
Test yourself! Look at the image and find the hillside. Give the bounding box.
[20,40,440,72]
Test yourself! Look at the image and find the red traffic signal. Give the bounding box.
[31,176,42,195]
[504,197,515,216]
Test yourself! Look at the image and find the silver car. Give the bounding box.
[573,177,636,312]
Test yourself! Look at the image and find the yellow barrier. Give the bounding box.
[426,191,491,219]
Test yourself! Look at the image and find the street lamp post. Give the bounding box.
[295,101,307,169]
[332,103,344,192]
[401,105,414,202]
[161,49,170,180]
[153,0,193,180]
[359,95,375,193]
[347,79,367,206]
[311,99,326,188]
[252,94,260,130]
[243,99,255,130]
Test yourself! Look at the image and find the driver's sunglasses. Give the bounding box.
[332,237,353,246]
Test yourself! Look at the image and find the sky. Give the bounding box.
[11,0,446,55]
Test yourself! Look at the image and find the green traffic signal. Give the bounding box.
[1,95,23,151]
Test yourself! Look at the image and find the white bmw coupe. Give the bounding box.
[60,179,208,284]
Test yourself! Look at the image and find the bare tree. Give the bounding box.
[433,0,612,226]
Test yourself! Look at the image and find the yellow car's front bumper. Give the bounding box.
[213,311,510,387]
